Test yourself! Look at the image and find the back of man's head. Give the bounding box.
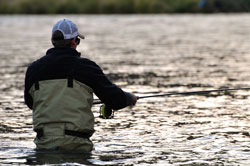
[51,19,84,48]
[51,30,72,48]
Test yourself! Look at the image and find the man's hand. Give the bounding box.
[130,93,138,105]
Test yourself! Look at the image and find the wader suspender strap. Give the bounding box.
[34,65,39,90]
[68,69,74,88]
[35,81,39,90]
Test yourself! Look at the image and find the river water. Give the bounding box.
[0,14,250,165]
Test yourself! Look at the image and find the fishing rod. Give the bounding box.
[94,87,250,105]
[136,87,250,99]
[96,87,250,119]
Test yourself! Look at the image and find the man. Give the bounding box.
[24,19,137,152]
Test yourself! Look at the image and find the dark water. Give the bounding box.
[0,14,250,165]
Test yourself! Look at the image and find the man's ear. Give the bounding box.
[71,38,77,48]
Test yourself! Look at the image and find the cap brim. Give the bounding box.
[78,32,85,39]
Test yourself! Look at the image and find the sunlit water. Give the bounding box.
[0,14,250,165]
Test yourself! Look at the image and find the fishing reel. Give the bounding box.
[99,104,114,119]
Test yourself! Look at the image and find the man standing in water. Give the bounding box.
[24,19,137,152]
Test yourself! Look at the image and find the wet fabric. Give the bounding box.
[34,123,93,151]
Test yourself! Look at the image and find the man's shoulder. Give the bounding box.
[74,57,104,75]
[27,58,41,69]
[76,56,99,68]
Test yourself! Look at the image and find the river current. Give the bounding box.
[0,14,250,165]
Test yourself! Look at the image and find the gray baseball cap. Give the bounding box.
[52,19,85,40]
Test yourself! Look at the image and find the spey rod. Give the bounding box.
[93,87,250,105]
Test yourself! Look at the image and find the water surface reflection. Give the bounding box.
[0,14,250,165]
